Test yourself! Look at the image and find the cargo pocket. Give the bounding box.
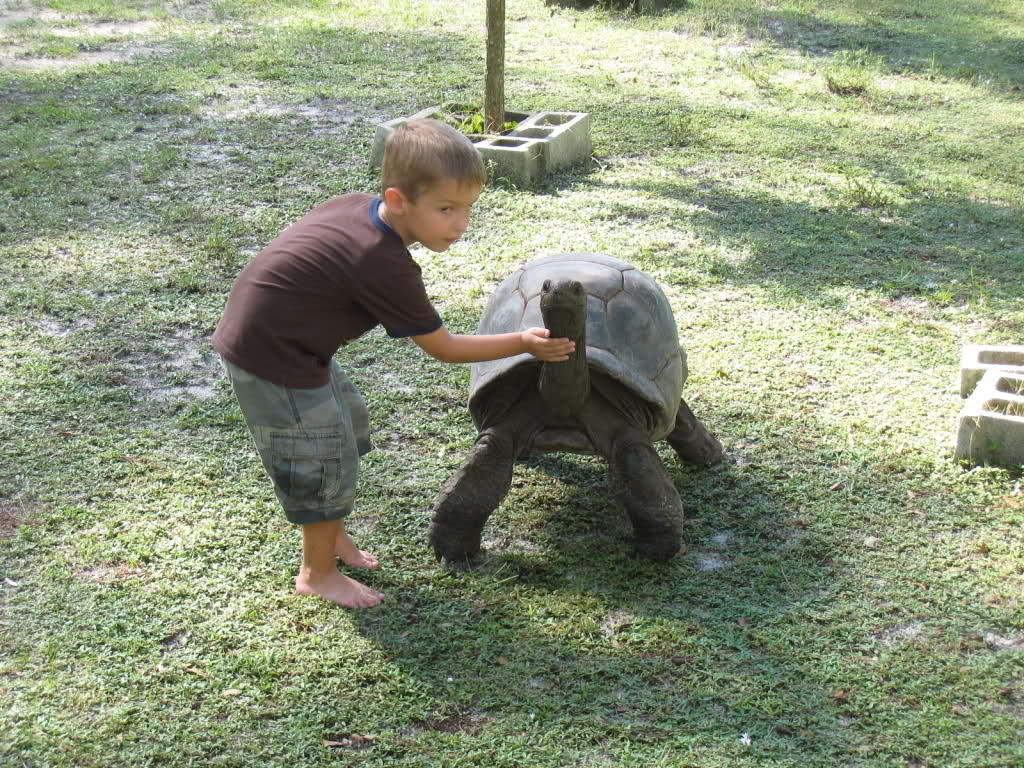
[269,431,345,503]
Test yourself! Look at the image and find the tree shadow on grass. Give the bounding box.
[585,1,1024,92]
[345,357,1020,763]
[0,21,485,247]
[561,166,1022,314]
[745,6,1024,90]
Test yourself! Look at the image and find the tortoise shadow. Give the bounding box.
[354,443,854,758]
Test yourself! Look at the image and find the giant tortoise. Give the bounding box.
[429,253,723,563]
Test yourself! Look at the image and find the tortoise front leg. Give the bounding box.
[579,397,684,561]
[666,398,724,466]
[429,396,544,565]
[428,428,516,564]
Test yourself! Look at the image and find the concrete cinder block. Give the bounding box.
[955,370,1024,467]
[473,135,546,187]
[959,344,1024,398]
[509,111,592,175]
[369,107,591,187]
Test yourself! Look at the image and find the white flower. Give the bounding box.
[740,733,752,746]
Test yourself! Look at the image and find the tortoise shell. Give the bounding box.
[470,253,687,441]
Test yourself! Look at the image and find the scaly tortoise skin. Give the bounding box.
[429,253,723,563]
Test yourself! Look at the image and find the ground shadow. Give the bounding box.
[351,433,861,761]
[592,173,1021,307]
[582,1,1024,91]
[0,20,485,247]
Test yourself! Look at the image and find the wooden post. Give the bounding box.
[484,0,505,134]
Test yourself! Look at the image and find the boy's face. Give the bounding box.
[388,179,481,253]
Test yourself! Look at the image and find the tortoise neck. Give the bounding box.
[539,326,589,417]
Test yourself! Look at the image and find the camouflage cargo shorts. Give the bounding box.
[221,358,373,525]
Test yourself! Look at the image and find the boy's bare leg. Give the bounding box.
[295,519,384,608]
[334,520,379,569]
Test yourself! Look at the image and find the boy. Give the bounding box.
[212,119,574,609]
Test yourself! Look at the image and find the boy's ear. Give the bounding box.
[383,186,408,213]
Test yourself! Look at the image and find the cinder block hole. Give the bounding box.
[535,113,576,127]
[983,399,1024,417]
[995,377,1024,396]
[978,349,1024,366]
[491,138,530,148]
[514,127,555,138]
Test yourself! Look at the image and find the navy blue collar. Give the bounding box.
[370,196,401,241]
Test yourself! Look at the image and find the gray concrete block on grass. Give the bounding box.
[959,344,1024,398]
[508,111,592,175]
[369,106,460,169]
[955,370,1024,467]
[369,107,591,187]
[474,135,547,187]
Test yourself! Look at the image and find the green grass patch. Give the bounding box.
[1,0,1023,766]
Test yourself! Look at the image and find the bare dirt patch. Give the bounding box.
[0,6,171,72]
[415,710,490,735]
[37,316,95,337]
[200,87,385,136]
[601,609,635,638]
[0,6,64,28]
[694,552,732,571]
[984,632,1024,651]
[874,621,925,647]
[74,564,148,583]
[1,45,171,72]
[47,20,163,38]
[0,501,24,540]
[482,532,542,555]
[881,296,932,315]
[125,329,222,403]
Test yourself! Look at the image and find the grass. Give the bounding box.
[1,0,1023,765]
[821,49,880,96]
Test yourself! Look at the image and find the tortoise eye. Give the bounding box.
[542,279,551,292]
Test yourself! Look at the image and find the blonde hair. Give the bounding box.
[381,118,486,201]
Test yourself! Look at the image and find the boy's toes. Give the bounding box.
[340,549,379,569]
[354,586,385,608]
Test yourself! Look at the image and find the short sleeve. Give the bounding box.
[356,252,443,338]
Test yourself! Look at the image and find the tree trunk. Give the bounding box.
[484,0,505,134]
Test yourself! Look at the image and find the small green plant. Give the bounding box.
[841,171,895,209]
[666,111,710,146]
[736,54,772,90]
[435,102,518,137]
[25,39,79,58]
[823,49,877,96]
[140,146,183,184]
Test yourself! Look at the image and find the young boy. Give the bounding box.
[212,119,574,609]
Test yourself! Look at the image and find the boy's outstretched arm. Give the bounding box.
[412,327,574,364]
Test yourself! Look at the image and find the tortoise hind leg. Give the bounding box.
[667,398,724,466]
[612,440,685,561]
[579,396,683,561]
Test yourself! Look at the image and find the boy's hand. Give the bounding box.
[522,328,575,362]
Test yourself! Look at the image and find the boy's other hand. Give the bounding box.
[522,328,575,362]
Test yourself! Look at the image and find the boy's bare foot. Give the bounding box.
[295,568,384,609]
[335,530,379,569]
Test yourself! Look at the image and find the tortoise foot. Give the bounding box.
[633,534,682,562]
[428,520,484,566]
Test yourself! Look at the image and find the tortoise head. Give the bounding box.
[539,278,586,340]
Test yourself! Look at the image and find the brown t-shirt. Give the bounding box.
[212,193,442,388]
